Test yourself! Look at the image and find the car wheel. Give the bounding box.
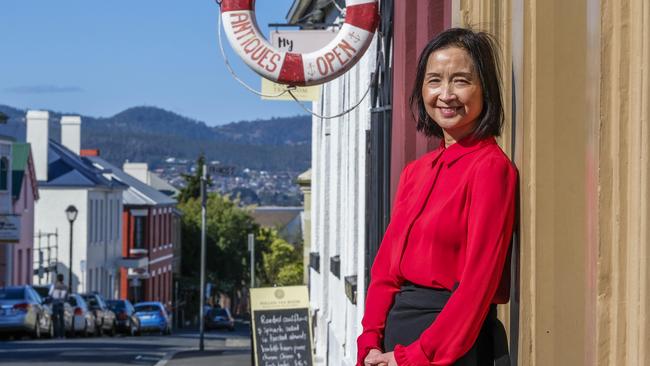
[129,321,136,337]
[32,318,41,339]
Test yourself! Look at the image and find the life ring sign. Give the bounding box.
[220,0,379,87]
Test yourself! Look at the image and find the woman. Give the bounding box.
[357,28,517,366]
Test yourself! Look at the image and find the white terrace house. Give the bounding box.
[286,1,379,365]
[27,111,126,297]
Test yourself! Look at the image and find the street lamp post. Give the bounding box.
[65,205,78,293]
[199,165,207,351]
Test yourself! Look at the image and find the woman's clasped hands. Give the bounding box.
[364,349,398,366]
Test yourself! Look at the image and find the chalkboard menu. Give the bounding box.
[250,286,314,366]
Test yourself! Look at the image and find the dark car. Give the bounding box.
[0,286,51,338]
[80,293,116,336]
[106,299,140,336]
[206,307,235,331]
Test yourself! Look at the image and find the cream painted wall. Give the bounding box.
[459,0,650,364]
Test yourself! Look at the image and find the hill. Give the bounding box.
[0,105,311,172]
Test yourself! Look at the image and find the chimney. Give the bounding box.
[123,162,149,184]
[80,149,100,157]
[26,110,49,182]
[60,115,81,155]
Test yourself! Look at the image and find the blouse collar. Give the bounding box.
[430,134,496,167]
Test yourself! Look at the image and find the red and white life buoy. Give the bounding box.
[220,0,379,87]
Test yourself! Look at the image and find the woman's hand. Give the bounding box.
[364,350,397,366]
[364,349,387,366]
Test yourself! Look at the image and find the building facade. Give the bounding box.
[286,1,378,365]
[455,0,650,364]
[86,155,177,308]
[301,0,650,365]
[27,111,126,298]
[2,144,39,286]
[0,134,17,285]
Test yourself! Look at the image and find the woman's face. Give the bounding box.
[421,47,483,141]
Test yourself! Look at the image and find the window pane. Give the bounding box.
[0,157,7,190]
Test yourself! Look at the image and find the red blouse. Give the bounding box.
[356,136,517,366]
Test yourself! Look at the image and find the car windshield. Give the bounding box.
[107,301,125,311]
[67,297,78,306]
[0,288,24,300]
[33,287,50,299]
[213,309,228,317]
[134,305,160,313]
[82,296,99,307]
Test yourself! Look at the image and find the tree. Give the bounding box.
[178,193,256,294]
[177,154,213,203]
[257,229,304,286]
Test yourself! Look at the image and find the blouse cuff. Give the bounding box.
[394,340,431,366]
[356,332,383,366]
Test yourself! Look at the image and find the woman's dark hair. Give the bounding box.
[410,28,504,138]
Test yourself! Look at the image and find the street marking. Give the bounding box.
[135,355,162,361]
[153,351,178,366]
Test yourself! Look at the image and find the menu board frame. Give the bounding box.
[250,286,314,366]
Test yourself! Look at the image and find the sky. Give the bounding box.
[0,0,305,126]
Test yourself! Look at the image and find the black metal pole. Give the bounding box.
[68,221,73,293]
[199,165,206,351]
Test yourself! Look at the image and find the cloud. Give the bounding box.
[4,85,84,94]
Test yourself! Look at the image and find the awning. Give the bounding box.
[116,256,148,269]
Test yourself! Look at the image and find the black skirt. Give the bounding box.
[383,283,509,366]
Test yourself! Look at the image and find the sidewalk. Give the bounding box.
[166,349,251,366]
[160,329,252,366]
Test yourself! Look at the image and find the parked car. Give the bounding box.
[106,299,140,336]
[0,286,51,339]
[133,302,171,335]
[66,294,96,337]
[206,306,235,331]
[32,284,73,336]
[81,293,116,336]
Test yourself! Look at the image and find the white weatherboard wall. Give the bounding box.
[29,112,124,298]
[310,36,376,366]
[86,190,123,299]
[33,188,88,290]
[33,188,122,297]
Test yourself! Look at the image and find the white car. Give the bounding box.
[66,294,97,337]
[0,286,52,339]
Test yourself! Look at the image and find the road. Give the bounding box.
[0,325,251,366]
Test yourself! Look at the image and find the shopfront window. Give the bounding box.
[0,157,8,191]
[134,216,145,249]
